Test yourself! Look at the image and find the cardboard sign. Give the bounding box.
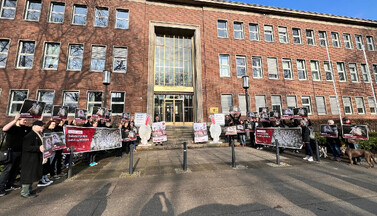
[236,124,245,133]
[42,136,54,159]
[134,113,147,126]
[225,126,237,135]
[214,113,225,125]
[342,125,369,140]
[52,105,68,120]
[104,109,112,122]
[293,107,308,118]
[259,107,270,122]
[282,108,294,119]
[92,107,106,119]
[75,109,87,122]
[320,124,338,138]
[194,122,208,143]
[269,111,281,121]
[20,99,46,119]
[255,128,303,149]
[122,112,130,121]
[44,132,66,151]
[152,121,167,142]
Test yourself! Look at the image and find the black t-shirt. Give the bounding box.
[5,125,31,152]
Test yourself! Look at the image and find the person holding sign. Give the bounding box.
[325,120,341,161]
[342,117,361,165]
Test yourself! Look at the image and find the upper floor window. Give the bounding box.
[249,23,259,41]
[361,64,369,82]
[94,7,108,27]
[336,62,347,82]
[37,90,55,114]
[324,61,333,81]
[342,96,353,114]
[16,40,35,69]
[24,0,41,21]
[42,42,60,70]
[331,32,340,48]
[329,96,339,115]
[267,57,278,79]
[219,54,230,77]
[373,64,377,83]
[366,36,375,51]
[90,45,106,71]
[113,46,128,72]
[217,20,228,38]
[63,91,79,114]
[0,0,17,19]
[48,2,65,23]
[292,28,302,44]
[310,60,321,81]
[355,35,363,50]
[349,63,359,82]
[278,26,288,43]
[282,58,293,79]
[0,39,10,68]
[255,95,266,112]
[264,25,274,42]
[306,29,316,46]
[252,56,262,78]
[8,90,28,116]
[116,9,129,29]
[368,97,376,114]
[233,22,244,39]
[286,95,297,110]
[343,33,353,49]
[318,31,328,47]
[67,44,84,71]
[235,55,246,77]
[297,59,307,80]
[72,4,87,25]
[221,94,233,114]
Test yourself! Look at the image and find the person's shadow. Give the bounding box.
[140,192,174,216]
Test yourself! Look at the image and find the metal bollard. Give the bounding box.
[231,138,236,168]
[275,140,280,165]
[129,143,134,174]
[315,138,320,162]
[68,146,74,178]
[183,142,187,171]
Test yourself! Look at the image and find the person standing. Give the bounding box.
[342,117,361,164]
[0,114,31,196]
[20,121,45,198]
[301,120,313,162]
[326,120,341,161]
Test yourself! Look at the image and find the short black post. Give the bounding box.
[315,138,320,162]
[68,146,74,178]
[275,140,280,165]
[231,137,236,168]
[129,143,134,174]
[183,142,187,171]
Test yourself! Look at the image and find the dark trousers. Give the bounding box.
[0,151,22,191]
[305,142,313,156]
[116,142,127,157]
[50,150,63,176]
[42,159,50,176]
[250,132,255,147]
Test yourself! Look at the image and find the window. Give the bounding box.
[113,47,128,72]
[336,62,347,82]
[373,64,377,82]
[238,94,246,115]
[355,35,363,50]
[329,96,340,115]
[42,42,60,69]
[318,31,328,47]
[315,96,327,115]
[368,97,376,114]
[361,64,369,82]
[301,96,312,115]
[271,95,282,114]
[1,0,17,19]
[366,36,375,51]
[310,60,321,81]
[343,33,353,49]
[16,41,35,69]
[278,26,288,43]
[297,59,307,80]
[0,39,10,68]
[37,90,54,114]
[349,63,359,82]
[267,57,278,79]
[94,7,108,27]
[282,58,292,79]
[24,0,41,21]
[236,55,246,77]
[331,32,340,48]
[342,97,353,114]
[264,25,274,42]
[324,61,333,81]
[249,23,259,41]
[219,54,230,77]
[63,91,79,114]
[221,94,233,114]
[87,91,102,115]
[233,22,244,39]
[67,44,84,70]
[217,20,228,38]
[111,92,125,114]
[8,90,28,115]
[72,4,87,25]
[292,28,302,44]
[116,9,129,29]
[90,45,106,71]
[286,95,297,110]
[355,97,365,114]
[306,29,315,46]
[49,2,65,23]
[255,95,266,112]
[252,56,262,78]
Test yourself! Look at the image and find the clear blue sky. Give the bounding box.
[235,0,377,21]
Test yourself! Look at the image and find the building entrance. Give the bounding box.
[154,94,193,125]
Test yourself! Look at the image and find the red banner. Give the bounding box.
[255,128,274,145]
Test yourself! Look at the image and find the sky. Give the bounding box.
[234,0,377,21]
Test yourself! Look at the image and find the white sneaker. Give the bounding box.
[307,157,314,162]
[44,177,53,185]
[303,155,310,160]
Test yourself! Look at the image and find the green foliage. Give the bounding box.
[359,132,377,152]
[315,132,327,145]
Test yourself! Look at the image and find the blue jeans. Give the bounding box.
[0,152,22,191]
[239,134,246,145]
[329,143,341,158]
[305,142,313,156]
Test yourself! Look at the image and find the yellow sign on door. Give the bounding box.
[210,107,218,113]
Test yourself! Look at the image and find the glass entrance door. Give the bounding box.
[163,99,183,124]
[154,94,193,125]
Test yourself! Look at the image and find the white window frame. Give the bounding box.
[217,20,228,38]
[255,95,266,112]
[336,62,347,82]
[62,90,79,115]
[282,58,293,80]
[355,97,365,115]
[238,94,246,115]
[297,59,307,80]
[37,89,55,115]
[360,64,370,83]
[48,2,65,23]
[115,8,129,30]
[373,64,377,83]
[318,31,328,47]
[286,95,297,110]
[252,56,263,78]
[349,63,359,82]
[233,21,244,40]
[0,0,18,19]
[342,96,353,115]
[264,25,274,42]
[310,60,321,81]
[355,34,363,50]
[113,46,128,73]
[315,96,327,115]
[24,0,41,21]
[368,97,376,114]
[292,28,302,44]
[67,44,84,71]
[301,96,313,115]
[0,38,10,68]
[221,94,233,114]
[235,55,247,77]
[331,32,341,48]
[278,26,288,44]
[72,4,87,25]
[111,91,126,114]
[42,42,61,70]
[219,54,230,77]
[366,36,375,51]
[8,89,28,116]
[87,91,103,115]
[343,33,353,49]
[324,61,333,81]
[249,23,259,41]
[329,96,340,115]
[16,40,36,69]
[90,45,106,72]
[94,6,109,27]
[271,95,282,114]
[306,29,316,46]
[267,57,278,79]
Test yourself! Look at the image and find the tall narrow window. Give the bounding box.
[306,29,315,46]
[349,63,359,82]
[329,96,340,115]
[115,9,129,29]
[318,31,328,47]
[8,90,28,115]
[0,39,10,68]
[111,92,125,114]
[297,59,307,80]
[324,61,333,81]
[238,94,246,115]
[221,94,233,114]
[49,2,65,23]
[361,64,369,82]
[286,95,297,110]
[236,55,246,77]
[301,96,312,115]
[113,47,128,72]
[255,95,266,112]
[331,32,340,48]
[355,97,365,114]
[72,4,87,25]
[373,64,377,83]
[355,35,363,50]
[366,36,375,51]
[217,20,228,38]
[249,23,259,41]
[282,58,292,79]
[219,54,230,77]
[87,91,102,114]
[292,28,302,44]
[315,96,327,115]
[264,25,274,42]
[278,26,288,43]
[342,97,353,114]
[42,42,60,69]
[24,0,41,21]
[252,56,262,78]
[94,7,108,27]
[267,57,278,79]
[63,91,79,114]
[17,41,35,69]
[271,95,282,114]
[337,62,347,82]
[37,90,54,114]
[310,60,321,81]
[67,44,84,71]
[343,33,353,49]
[233,22,244,39]
[368,97,376,114]
[0,0,17,19]
[90,45,106,71]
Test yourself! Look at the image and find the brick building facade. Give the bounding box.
[1,0,377,128]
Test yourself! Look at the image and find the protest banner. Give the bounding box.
[75,109,87,122]
[152,121,167,142]
[42,136,54,159]
[259,107,269,122]
[214,113,225,125]
[92,107,105,119]
[255,128,303,149]
[19,99,46,119]
[320,125,338,138]
[194,122,208,143]
[52,105,68,120]
[64,126,122,153]
[44,132,66,151]
[342,125,369,140]
[282,108,294,119]
[225,126,237,135]
[293,107,308,118]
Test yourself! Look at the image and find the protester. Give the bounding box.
[238,120,246,147]
[36,121,55,187]
[0,114,31,196]
[116,120,129,157]
[20,120,45,198]
[326,120,341,161]
[301,119,313,162]
[127,121,138,152]
[342,117,361,164]
[88,120,98,166]
[83,116,93,127]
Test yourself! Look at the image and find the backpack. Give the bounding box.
[308,126,315,139]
